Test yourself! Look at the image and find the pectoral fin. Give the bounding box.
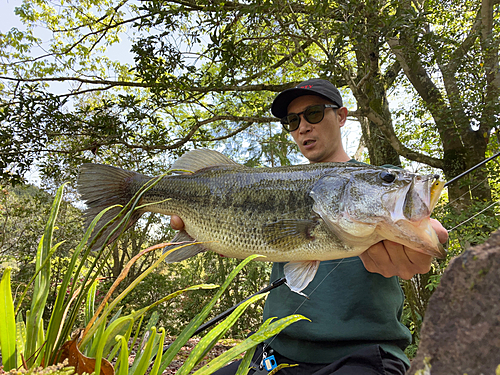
[163,230,208,262]
[284,260,321,296]
[263,219,319,248]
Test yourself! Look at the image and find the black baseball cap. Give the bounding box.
[271,78,343,118]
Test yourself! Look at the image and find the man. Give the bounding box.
[170,78,448,374]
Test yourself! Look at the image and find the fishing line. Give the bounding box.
[438,176,498,232]
[447,200,500,232]
[444,176,490,208]
[258,153,500,367]
[260,257,347,360]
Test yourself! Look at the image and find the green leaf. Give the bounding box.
[25,183,65,366]
[158,254,264,374]
[149,328,166,375]
[115,335,130,375]
[0,268,17,371]
[85,279,99,327]
[177,293,268,375]
[128,315,145,359]
[16,313,26,367]
[129,311,159,374]
[130,327,157,375]
[235,345,257,375]
[89,307,125,359]
[94,316,134,375]
[192,314,309,375]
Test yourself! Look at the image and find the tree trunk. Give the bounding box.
[352,28,401,167]
[359,116,401,166]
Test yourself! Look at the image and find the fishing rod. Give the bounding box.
[159,277,286,356]
[192,277,286,337]
[444,150,500,187]
[159,150,500,355]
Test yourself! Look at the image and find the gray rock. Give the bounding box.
[408,230,500,374]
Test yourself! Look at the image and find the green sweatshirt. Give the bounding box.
[263,259,411,366]
[262,161,411,366]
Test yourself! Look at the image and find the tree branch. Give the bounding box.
[442,11,482,73]
[4,14,144,67]
[383,60,401,88]
[362,108,445,168]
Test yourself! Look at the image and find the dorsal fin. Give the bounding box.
[170,149,243,174]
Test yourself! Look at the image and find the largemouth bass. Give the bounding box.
[77,149,445,294]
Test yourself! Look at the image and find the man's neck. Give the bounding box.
[310,150,351,163]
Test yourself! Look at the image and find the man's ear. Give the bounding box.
[337,107,348,127]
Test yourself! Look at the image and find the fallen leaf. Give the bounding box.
[57,337,114,375]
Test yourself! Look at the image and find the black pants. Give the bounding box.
[212,344,409,375]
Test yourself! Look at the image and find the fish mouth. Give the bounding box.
[383,174,446,258]
[402,174,444,222]
[389,218,446,258]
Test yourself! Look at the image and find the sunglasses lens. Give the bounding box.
[281,114,300,132]
[281,105,331,132]
[304,105,324,124]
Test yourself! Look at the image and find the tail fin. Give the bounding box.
[77,163,148,250]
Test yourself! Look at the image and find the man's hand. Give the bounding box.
[359,218,449,280]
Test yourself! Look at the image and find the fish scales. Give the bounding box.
[139,165,349,262]
[77,149,446,294]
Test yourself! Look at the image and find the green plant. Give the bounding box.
[0,181,306,374]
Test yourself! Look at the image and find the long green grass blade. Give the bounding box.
[149,328,166,375]
[89,307,124,358]
[94,316,133,375]
[34,317,45,367]
[85,279,99,327]
[14,241,64,317]
[130,327,157,375]
[101,308,129,358]
[128,310,159,372]
[108,315,135,361]
[158,254,263,374]
[192,315,309,375]
[129,311,160,375]
[0,268,18,371]
[87,312,107,358]
[16,312,26,366]
[177,293,268,375]
[25,183,65,367]
[115,335,130,375]
[83,279,100,356]
[128,315,144,357]
[235,345,257,375]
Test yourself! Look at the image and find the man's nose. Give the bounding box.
[297,114,313,133]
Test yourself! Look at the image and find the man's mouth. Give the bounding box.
[303,139,316,146]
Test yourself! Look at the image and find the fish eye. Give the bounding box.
[379,171,396,183]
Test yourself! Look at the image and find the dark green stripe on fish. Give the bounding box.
[77,149,445,295]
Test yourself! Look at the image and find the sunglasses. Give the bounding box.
[280,104,339,132]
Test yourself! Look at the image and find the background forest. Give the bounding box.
[1,0,499,361]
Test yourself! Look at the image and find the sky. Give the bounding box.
[1,1,19,31]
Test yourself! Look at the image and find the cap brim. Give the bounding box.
[271,88,334,118]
